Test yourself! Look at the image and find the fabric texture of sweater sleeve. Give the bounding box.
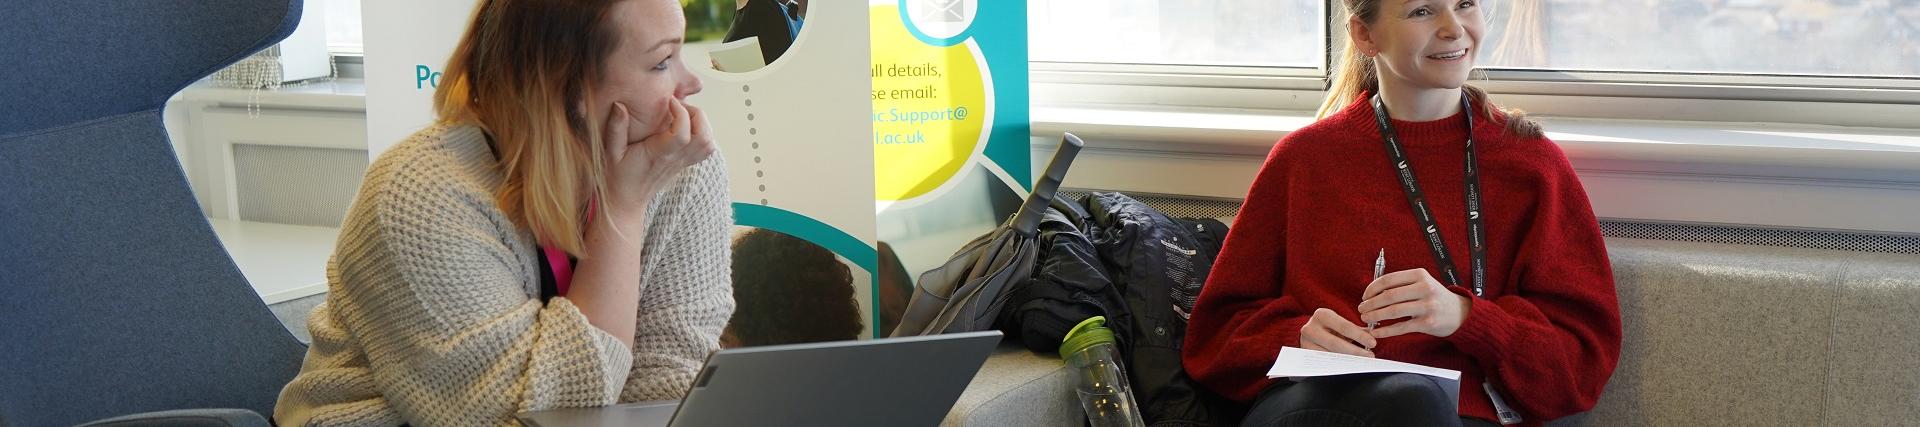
[1180,141,1310,403]
[1441,140,1622,421]
[619,155,737,402]
[274,129,636,426]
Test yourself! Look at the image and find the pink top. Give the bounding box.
[540,201,598,296]
[541,245,575,296]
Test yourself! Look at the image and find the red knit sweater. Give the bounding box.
[1182,97,1622,425]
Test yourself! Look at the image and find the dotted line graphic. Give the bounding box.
[745,84,768,206]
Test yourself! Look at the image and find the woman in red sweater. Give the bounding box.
[1180,0,1621,426]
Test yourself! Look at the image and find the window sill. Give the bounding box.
[175,78,367,111]
[207,218,337,304]
[1032,103,1920,235]
[1034,103,1920,183]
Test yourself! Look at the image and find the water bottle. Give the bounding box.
[1060,316,1146,427]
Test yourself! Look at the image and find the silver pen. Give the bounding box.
[1369,249,1384,331]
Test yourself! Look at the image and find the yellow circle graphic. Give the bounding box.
[871,5,988,202]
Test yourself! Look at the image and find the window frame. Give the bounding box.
[1028,0,1920,129]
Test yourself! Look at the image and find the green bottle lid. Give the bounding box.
[1059,316,1117,356]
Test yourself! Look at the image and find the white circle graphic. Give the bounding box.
[904,0,978,40]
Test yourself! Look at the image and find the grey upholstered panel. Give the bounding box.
[1825,254,1920,426]
[918,237,1920,426]
[0,113,308,426]
[943,343,1082,427]
[2,0,305,424]
[0,0,303,134]
[1577,238,1842,427]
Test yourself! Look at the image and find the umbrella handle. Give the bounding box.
[1011,132,1084,235]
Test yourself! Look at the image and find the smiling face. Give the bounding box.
[591,0,704,141]
[1351,0,1484,91]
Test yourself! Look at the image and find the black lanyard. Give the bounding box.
[1370,93,1487,297]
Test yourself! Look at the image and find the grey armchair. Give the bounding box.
[1,1,309,426]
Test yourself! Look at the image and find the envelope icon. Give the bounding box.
[924,0,965,23]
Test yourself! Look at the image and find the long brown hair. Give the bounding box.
[434,0,624,256]
[1317,0,1542,138]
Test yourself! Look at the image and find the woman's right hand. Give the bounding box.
[602,98,716,222]
[1300,308,1377,358]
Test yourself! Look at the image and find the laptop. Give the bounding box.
[518,331,1002,427]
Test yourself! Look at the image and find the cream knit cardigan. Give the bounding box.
[273,124,735,426]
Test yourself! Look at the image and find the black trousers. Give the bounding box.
[1240,373,1499,427]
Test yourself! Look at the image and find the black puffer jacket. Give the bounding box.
[999,198,1131,354]
[1000,193,1235,426]
[1083,192,1232,427]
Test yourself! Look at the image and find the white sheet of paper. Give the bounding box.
[1266,346,1462,381]
[709,37,767,73]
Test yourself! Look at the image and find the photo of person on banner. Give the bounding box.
[273,0,739,425]
[728,0,806,59]
[723,227,865,348]
[698,0,808,71]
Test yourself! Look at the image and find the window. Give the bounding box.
[1027,0,1920,125]
[1480,0,1920,77]
[1022,1,1920,239]
[1028,0,1326,68]
[1027,0,1920,76]
[321,0,363,54]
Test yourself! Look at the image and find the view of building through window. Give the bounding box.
[1029,0,1325,68]
[1481,0,1920,77]
[322,0,363,53]
[1028,0,1920,79]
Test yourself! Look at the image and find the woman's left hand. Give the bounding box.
[1357,268,1472,339]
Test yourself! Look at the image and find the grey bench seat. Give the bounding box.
[942,237,1920,426]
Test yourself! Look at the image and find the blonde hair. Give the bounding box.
[434,0,625,256]
[1317,0,1542,138]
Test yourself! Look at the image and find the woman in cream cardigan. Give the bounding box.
[274,0,733,425]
